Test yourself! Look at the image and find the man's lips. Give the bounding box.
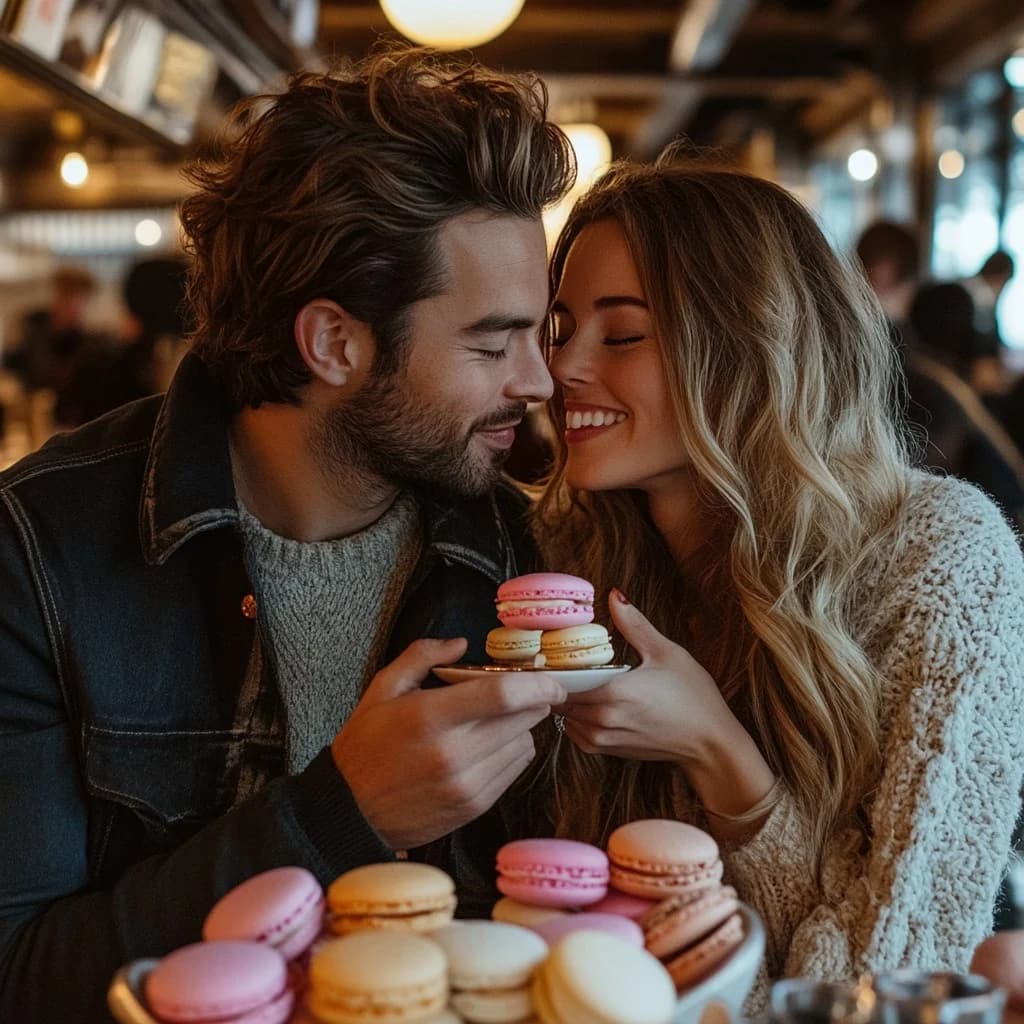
[477,420,522,449]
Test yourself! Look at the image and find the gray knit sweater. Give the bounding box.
[678,472,1024,1012]
[238,492,421,773]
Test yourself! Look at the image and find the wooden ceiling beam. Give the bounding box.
[317,5,678,37]
[917,0,1024,85]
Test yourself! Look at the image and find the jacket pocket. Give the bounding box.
[84,726,244,882]
[85,726,242,823]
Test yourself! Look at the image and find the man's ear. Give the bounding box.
[293,299,374,388]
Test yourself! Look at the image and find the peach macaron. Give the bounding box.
[607,820,723,899]
[643,886,743,991]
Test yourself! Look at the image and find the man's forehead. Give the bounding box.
[437,211,548,278]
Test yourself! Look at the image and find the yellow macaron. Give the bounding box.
[327,863,456,936]
[540,624,615,669]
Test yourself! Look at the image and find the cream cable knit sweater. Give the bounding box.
[686,472,1024,1013]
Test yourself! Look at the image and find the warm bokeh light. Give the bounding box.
[134,219,163,247]
[1013,108,1024,140]
[542,123,613,249]
[379,0,525,49]
[938,149,965,180]
[59,152,88,188]
[847,148,879,182]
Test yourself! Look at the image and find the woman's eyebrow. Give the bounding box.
[550,296,648,313]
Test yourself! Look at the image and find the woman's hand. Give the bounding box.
[560,589,735,764]
[561,590,777,829]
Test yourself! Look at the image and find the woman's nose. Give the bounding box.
[550,338,592,387]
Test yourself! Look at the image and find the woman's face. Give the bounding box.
[549,219,689,494]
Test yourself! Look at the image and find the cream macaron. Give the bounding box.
[486,628,544,664]
[532,931,675,1024]
[433,921,548,1024]
[306,932,448,1024]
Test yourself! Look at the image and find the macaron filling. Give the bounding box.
[308,977,447,1021]
[662,912,744,990]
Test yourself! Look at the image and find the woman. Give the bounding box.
[531,157,1024,1007]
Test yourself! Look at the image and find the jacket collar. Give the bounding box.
[139,353,513,582]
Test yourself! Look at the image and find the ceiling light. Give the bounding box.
[542,123,612,250]
[134,219,162,247]
[938,149,965,180]
[847,148,878,182]
[563,123,612,188]
[60,152,89,188]
[379,0,525,49]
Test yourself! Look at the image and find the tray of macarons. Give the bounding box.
[108,818,764,1024]
[432,572,632,692]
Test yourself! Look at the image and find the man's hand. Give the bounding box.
[331,638,566,850]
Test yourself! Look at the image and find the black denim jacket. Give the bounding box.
[0,354,537,1021]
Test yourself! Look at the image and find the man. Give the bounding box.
[9,264,97,399]
[965,249,1015,352]
[0,48,574,1019]
[854,219,921,353]
[964,250,1016,397]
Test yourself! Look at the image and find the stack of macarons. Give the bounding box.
[608,820,743,995]
[142,866,327,1024]
[491,821,745,1000]
[486,573,615,670]
[489,838,677,1024]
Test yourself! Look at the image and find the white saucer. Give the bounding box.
[432,664,630,693]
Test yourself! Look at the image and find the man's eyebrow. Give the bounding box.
[462,313,540,334]
[550,296,649,313]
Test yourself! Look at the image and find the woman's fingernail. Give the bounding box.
[611,588,630,605]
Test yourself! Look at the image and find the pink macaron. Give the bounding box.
[497,838,609,908]
[203,867,325,962]
[643,887,744,992]
[146,941,294,1024]
[495,573,595,630]
[588,888,659,922]
[534,912,645,948]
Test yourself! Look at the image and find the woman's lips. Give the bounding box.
[564,408,627,444]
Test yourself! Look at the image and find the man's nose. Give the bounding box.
[507,339,554,404]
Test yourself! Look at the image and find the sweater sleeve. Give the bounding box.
[720,482,1024,1010]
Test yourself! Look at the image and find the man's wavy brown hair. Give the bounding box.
[179,46,575,410]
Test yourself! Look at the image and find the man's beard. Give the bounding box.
[312,368,526,501]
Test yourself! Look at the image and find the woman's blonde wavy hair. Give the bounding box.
[531,155,913,867]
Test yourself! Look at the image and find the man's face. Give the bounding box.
[319,211,553,498]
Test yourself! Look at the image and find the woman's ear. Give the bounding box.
[293,299,375,388]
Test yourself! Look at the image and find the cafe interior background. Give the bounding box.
[0,0,1023,500]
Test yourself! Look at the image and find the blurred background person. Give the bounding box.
[855,220,921,354]
[965,251,1017,399]
[55,256,188,427]
[907,281,1024,529]
[6,265,100,398]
